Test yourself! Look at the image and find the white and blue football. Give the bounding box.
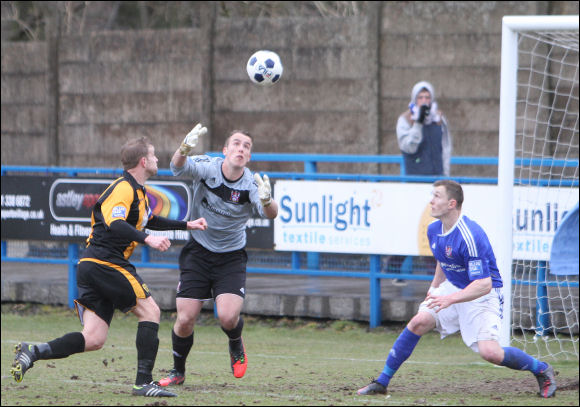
[246,50,283,86]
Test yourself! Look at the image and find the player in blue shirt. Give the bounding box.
[357,179,556,398]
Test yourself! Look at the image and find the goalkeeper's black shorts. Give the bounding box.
[176,238,247,301]
[74,256,151,326]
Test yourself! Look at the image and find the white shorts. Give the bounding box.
[418,280,503,353]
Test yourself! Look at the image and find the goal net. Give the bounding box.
[498,15,579,360]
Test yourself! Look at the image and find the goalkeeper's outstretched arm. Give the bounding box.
[172,147,187,169]
[172,123,208,168]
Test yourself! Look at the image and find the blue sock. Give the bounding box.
[376,327,421,387]
[501,347,548,375]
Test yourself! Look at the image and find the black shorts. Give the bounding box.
[176,238,247,300]
[74,257,151,326]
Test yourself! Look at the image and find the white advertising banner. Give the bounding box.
[273,181,578,260]
[512,185,579,261]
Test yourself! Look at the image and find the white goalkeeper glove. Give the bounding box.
[179,123,207,156]
[253,173,272,207]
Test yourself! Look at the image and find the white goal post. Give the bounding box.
[498,15,579,358]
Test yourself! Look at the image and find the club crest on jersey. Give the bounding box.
[445,246,453,258]
[230,190,241,203]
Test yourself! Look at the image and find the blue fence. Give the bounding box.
[2,154,578,328]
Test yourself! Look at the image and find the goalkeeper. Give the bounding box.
[159,125,278,386]
[357,180,556,399]
[10,137,208,398]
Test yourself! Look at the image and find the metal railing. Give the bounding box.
[2,154,578,328]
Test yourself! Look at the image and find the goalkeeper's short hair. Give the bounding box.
[224,130,253,148]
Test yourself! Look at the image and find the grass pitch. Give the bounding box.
[1,303,578,406]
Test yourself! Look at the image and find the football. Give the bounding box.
[246,50,283,86]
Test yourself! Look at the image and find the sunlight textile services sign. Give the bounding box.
[273,181,578,261]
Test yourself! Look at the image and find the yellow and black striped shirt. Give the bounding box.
[84,171,186,262]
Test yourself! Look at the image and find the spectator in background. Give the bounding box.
[391,81,452,286]
[396,81,452,176]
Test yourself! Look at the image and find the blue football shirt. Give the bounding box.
[427,214,503,289]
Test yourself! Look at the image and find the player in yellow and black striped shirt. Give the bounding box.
[11,137,207,398]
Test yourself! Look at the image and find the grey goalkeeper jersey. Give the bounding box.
[171,155,265,253]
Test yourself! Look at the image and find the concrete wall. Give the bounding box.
[211,15,379,175]
[378,1,556,176]
[56,28,209,167]
[1,42,51,165]
[1,1,578,176]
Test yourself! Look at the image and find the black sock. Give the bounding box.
[35,332,85,360]
[172,329,194,374]
[135,321,159,385]
[221,316,244,353]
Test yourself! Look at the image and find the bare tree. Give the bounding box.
[1,1,370,41]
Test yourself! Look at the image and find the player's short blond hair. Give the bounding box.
[121,137,151,170]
